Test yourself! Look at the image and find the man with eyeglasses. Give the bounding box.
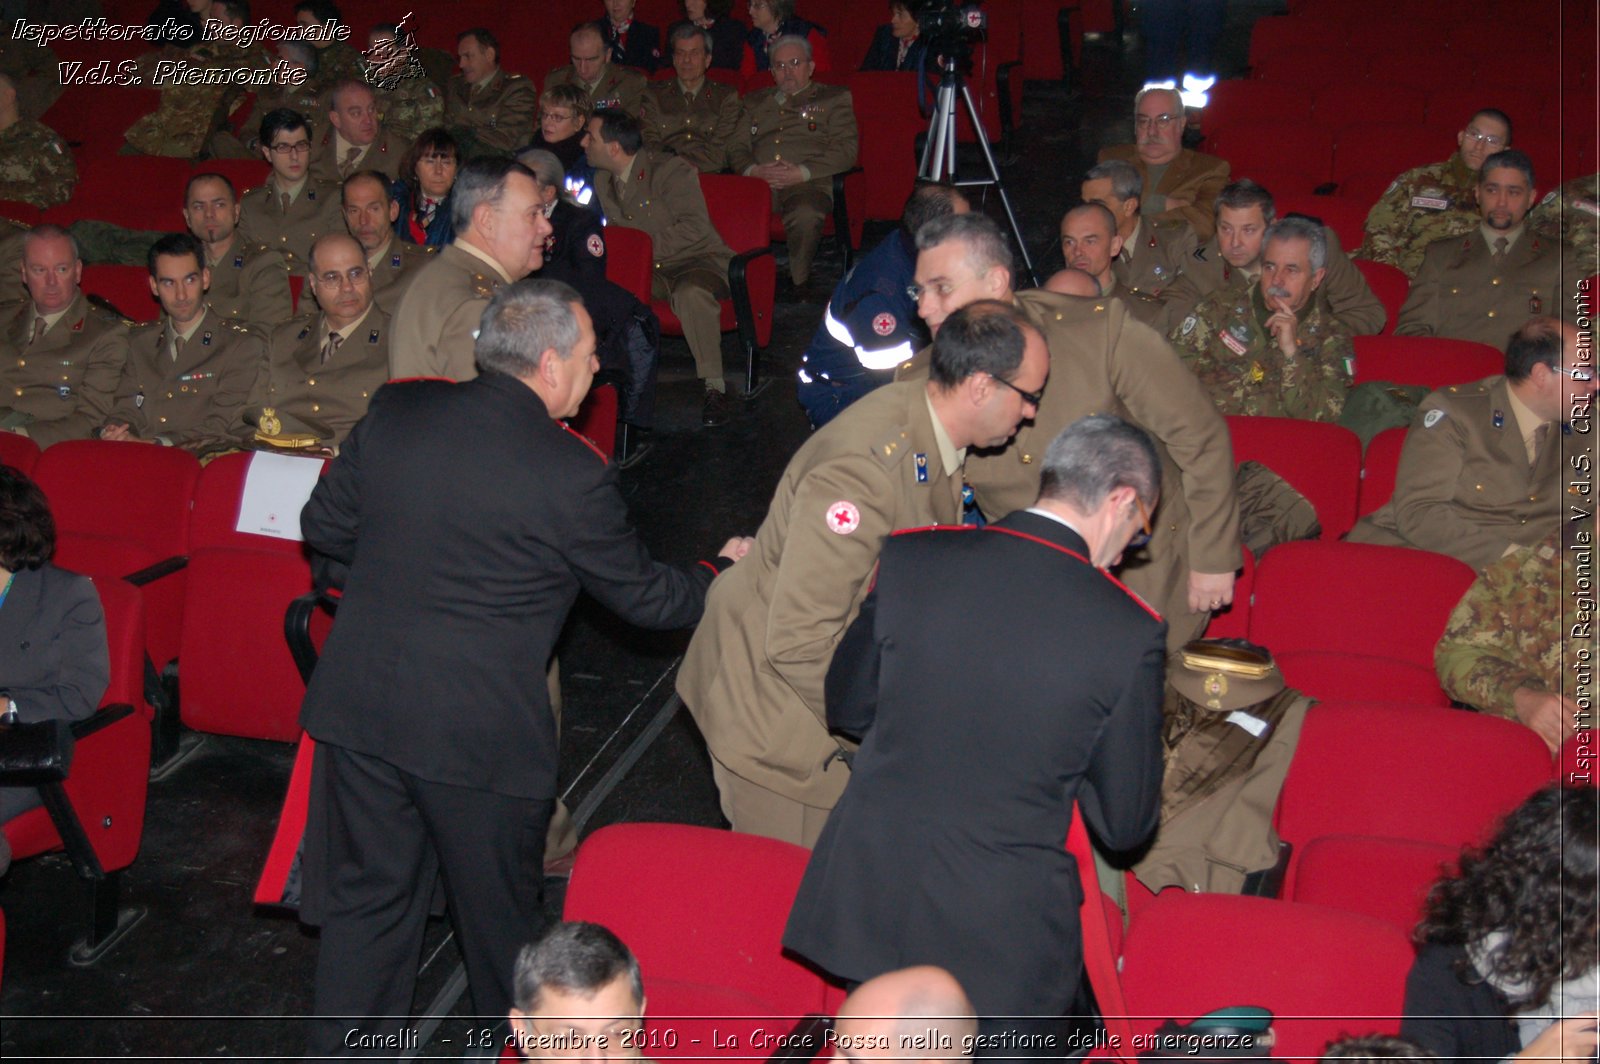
[1358,108,1515,278]
[307,81,413,185]
[728,34,858,287]
[242,232,389,452]
[1350,317,1589,569]
[679,302,1049,847]
[1097,86,1230,240]
[239,108,347,269]
[784,415,1165,1048]
[897,213,1241,650]
[446,28,539,159]
[546,23,647,117]
[98,232,263,454]
[1395,150,1580,348]
[340,170,436,316]
[638,22,741,173]
[184,171,295,330]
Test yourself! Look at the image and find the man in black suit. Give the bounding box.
[783,414,1167,1047]
[298,278,750,1056]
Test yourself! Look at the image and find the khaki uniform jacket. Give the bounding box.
[1098,144,1230,240]
[109,311,264,449]
[1348,376,1562,569]
[204,239,294,329]
[0,292,129,448]
[596,149,733,273]
[677,380,964,807]
[1357,153,1481,277]
[1171,280,1353,422]
[366,235,438,316]
[1157,222,1384,336]
[238,176,346,268]
[728,82,858,194]
[307,123,412,185]
[639,77,742,173]
[1530,172,1599,278]
[388,242,505,382]
[445,69,540,155]
[248,307,392,448]
[543,64,648,116]
[1112,219,1195,298]
[1107,279,1168,328]
[901,291,1241,647]
[1394,228,1580,348]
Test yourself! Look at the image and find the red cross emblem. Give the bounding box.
[827,500,861,535]
[587,233,605,257]
[872,313,896,336]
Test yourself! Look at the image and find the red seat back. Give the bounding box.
[85,264,160,323]
[0,431,41,475]
[1314,83,1426,134]
[1253,47,1367,85]
[1333,124,1440,199]
[1226,415,1362,540]
[1247,17,1344,69]
[845,71,923,222]
[1350,335,1503,389]
[1358,425,1407,517]
[603,225,653,305]
[1275,192,1368,251]
[1201,80,1314,141]
[569,382,618,461]
[196,159,271,196]
[1209,122,1335,195]
[1249,540,1475,669]
[1352,259,1408,333]
[1290,834,1457,933]
[1274,648,1450,707]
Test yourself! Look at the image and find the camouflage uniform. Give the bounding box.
[308,40,368,97]
[0,41,63,119]
[1435,527,1576,717]
[124,41,271,158]
[373,74,445,145]
[0,117,76,209]
[209,78,323,158]
[1171,280,1353,422]
[1529,172,1599,278]
[1356,152,1481,278]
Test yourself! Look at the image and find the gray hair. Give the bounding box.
[1084,159,1142,204]
[452,156,536,235]
[1262,216,1327,272]
[1133,85,1183,118]
[22,223,81,263]
[1038,415,1160,512]
[1215,178,1276,225]
[512,922,644,1014]
[476,279,583,379]
[769,33,812,63]
[516,148,565,192]
[668,21,714,54]
[915,212,1014,285]
[929,300,1029,390]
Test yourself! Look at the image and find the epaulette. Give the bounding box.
[867,426,916,470]
[470,272,497,299]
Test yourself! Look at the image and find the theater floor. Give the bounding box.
[1,6,1271,1058]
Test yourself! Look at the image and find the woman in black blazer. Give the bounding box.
[0,465,109,825]
[391,128,460,247]
[860,0,929,72]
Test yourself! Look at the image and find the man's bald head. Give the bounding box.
[832,967,976,1064]
[1043,267,1102,297]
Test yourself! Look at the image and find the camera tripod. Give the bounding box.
[917,53,1039,288]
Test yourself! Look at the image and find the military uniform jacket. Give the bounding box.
[238,175,346,268]
[1348,376,1562,569]
[915,291,1241,646]
[367,235,437,316]
[1098,144,1231,240]
[205,239,294,329]
[1530,172,1599,278]
[0,292,129,448]
[639,77,742,173]
[1435,528,1576,718]
[1172,281,1353,422]
[0,117,75,209]
[729,81,858,194]
[375,74,445,144]
[110,310,264,449]
[1357,153,1482,277]
[388,242,505,382]
[123,41,269,158]
[1111,219,1195,298]
[543,64,647,116]
[307,123,412,185]
[1107,279,1168,328]
[1158,221,1385,337]
[252,307,392,448]
[676,380,965,808]
[1394,228,1579,348]
[596,149,733,274]
[445,69,540,155]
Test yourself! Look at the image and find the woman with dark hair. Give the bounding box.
[674,0,747,71]
[391,129,460,247]
[0,465,110,825]
[1402,784,1600,1064]
[860,0,928,72]
[740,0,833,74]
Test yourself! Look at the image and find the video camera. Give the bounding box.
[916,0,986,69]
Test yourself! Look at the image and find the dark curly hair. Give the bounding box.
[1414,784,1599,1009]
[0,464,56,570]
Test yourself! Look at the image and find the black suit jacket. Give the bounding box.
[603,19,661,72]
[1401,943,1521,1064]
[859,25,927,72]
[783,510,1166,1017]
[540,199,607,289]
[0,564,108,725]
[299,372,724,799]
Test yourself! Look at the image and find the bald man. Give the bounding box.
[832,967,977,1064]
[1042,266,1108,298]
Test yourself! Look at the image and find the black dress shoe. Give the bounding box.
[701,388,730,427]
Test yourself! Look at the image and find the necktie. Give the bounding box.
[340,145,362,177]
[279,191,290,213]
[1530,421,1550,465]
[1492,236,1508,262]
[170,332,186,363]
[29,316,45,346]
[420,197,437,228]
[320,331,343,366]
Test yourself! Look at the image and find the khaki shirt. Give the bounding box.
[307,123,412,185]
[595,149,733,272]
[728,81,858,195]
[1394,227,1580,347]
[366,235,438,316]
[204,238,294,330]
[0,292,130,447]
[677,379,964,808]
[445,69,540,156]
[1097,144,1231,240]
[639,77,742,174]
[388,242,506,381]
[109,310,264,449]
[248,306,392,447]
[238,175,346,268]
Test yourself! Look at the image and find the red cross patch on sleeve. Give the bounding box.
[872,313,896,336]
[587,234,605,257]
[827,501,861,534]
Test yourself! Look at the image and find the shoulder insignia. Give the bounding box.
[391,254,402,268]
[471,273,497,298]
[826,500,861,535]
[233,255,244,268]
[296,326,310,340]
[1180,315,1196,336]
[1423,409,1446,428]
[368,329,380,344]
[200,331,212,346]
[872,312,896,336]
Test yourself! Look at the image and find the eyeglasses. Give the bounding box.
[1554,366,1596,382]
[1133,113,1180,131]
[772,57,807,71]
[988,372,1044,408]
[314,266,368,287]
[1462,128,1507,148]
[1127,496,1154,550]
[539,109,576,123]
[268,140,312,155]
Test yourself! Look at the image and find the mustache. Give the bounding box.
[1266,286,1292,301]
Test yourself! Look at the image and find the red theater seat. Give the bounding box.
[1352,259,1408,333]
[1274,648,1450,707]
[1358,425,1407,517]
[1350,334,1503,389]
[1209,123,1335,195]
[1200,80,1313,142]
[1314,83,1425,135]
[1333,124,1439,204]
[1226,416,1362,540]
[603,225,653,305]
[1275,192,1368,251]
[0,431,41,474]
[85,265,160,323]
[1290,834,1457,932]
